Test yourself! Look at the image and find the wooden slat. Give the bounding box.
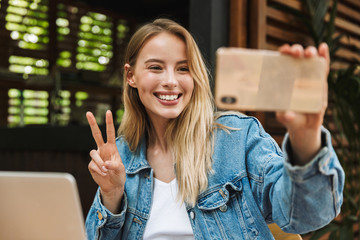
[249,0,267,49]
[269,2,360,35]
[324,14,360,36]
[266,43,281,50]
[269,2,360,37]
[229,0,248,47]
[266,25,312,45]
[335,33,360,50]
[336,2,360,22]
[335,47,360,62]
[342,0,360,9]
[269,0,302,10]
[331,61,350,70]
[267,6,298,24]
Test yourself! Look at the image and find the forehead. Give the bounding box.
[138,32,187,59]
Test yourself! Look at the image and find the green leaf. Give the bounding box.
[309,223,339,240]
[329,231,339,240]
[326,0,338,43]
[339,225,352,240]
[313,0,329,41]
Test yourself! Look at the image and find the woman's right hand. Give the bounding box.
[86,110,126,213]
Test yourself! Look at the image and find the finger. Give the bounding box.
[318,42,330,111]
[86,111,105,147]
[106,110,116,144]
[318,42,330,75]
[89,159,107,177]
[289,44,304,58]
[90,149,108,174]
[322,77,328,111]
[278,43,291,54]
[318,42,330,63]
[105,161,120,172]
[304,46,318,58]
[105,157,125,175]
[105,153,121,168]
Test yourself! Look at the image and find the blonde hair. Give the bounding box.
[118,18,215,206]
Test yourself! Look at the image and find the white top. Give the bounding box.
[143,178,194,240]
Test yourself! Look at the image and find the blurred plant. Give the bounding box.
[270,0,360,238]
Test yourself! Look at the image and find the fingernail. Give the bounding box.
[102,166,108,172]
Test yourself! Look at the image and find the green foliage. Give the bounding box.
[271,0,360,238]
[328,67,360,238]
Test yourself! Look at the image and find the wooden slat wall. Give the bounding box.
[229,0,360,145]
[266,0,360,68]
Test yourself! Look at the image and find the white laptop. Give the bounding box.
[0,171,87,240]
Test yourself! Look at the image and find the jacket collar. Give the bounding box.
[125,136,151,174]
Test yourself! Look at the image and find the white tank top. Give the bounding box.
[143,178,194,240]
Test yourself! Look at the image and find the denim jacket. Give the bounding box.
[86,114,344,239]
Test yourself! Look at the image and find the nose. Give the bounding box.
[161,70,178,88]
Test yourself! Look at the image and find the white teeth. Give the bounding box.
[158,94,179,101]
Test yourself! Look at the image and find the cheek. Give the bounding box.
[182,76,194,94]
[136,75,158,93]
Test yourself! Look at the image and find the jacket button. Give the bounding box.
[219,205,227,212]
[97,210,103,220]
[190,211,195,220]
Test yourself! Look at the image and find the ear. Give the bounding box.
[124,63,136,88]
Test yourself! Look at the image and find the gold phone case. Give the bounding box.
[215,47,327,113]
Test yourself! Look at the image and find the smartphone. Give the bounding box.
[214,47,327,113]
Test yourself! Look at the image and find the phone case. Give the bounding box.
[215,47,327,113]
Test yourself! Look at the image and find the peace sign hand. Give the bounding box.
[86,110,126,213]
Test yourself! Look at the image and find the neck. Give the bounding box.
[148,117,169,152]
[146,117,176,183]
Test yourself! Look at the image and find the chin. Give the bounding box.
[160,110,183,120]
[164,113,182,120]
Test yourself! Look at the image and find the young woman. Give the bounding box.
[85,18,344,239]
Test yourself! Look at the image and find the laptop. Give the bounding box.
[0,171,87,240]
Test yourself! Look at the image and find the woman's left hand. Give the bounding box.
[276,42,330,165]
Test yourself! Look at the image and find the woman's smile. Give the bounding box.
[154,92,183,105]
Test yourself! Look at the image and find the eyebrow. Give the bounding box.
[144,58,188,64]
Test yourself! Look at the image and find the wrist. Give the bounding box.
[100,187,124,214]
[288,127,322,165]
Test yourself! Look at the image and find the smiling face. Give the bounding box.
[126,32,194,125]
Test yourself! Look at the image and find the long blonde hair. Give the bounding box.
[118,18,215,206]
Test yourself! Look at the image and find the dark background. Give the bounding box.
[77,0,190,27]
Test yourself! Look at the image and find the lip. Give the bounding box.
[154,91,182,105]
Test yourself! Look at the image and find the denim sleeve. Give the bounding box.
[85,188,127,240]
[246,119,345,234]
[274,127,345,233]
